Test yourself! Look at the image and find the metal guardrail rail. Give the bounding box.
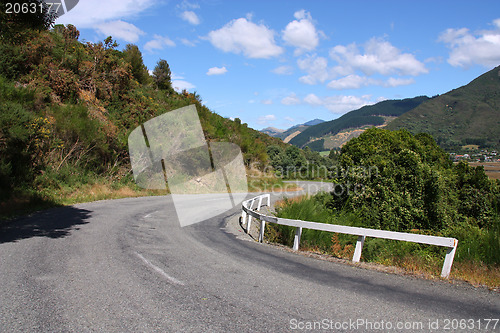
[241,194,458,278]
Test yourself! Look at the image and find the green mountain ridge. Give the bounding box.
[387,65,500,151]
[290,96,429,149]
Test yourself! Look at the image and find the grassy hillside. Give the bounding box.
[0,12,287,217]
[290,96,429,148]
[387,66,500,151]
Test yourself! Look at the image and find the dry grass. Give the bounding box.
[274,195,309,209]
[343,253,500,290]
[58,184,165,205]
[451,261,500,289]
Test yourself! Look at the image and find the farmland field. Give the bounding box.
[469,162,500,180]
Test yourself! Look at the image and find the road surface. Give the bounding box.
[0,182,498,332]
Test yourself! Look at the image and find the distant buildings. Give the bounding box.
[450,150,499,162]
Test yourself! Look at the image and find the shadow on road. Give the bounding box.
[0,206,92,243]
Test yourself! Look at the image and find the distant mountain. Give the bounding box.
[387,65,500,151]
[303,118,325,126]
[290,96,429,150]
[261,127,285,136]
[260,119,325,143]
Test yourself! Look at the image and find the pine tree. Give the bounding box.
[123,44,149,84]
[153,59,172,91]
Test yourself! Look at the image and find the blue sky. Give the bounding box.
[57,0,500,130]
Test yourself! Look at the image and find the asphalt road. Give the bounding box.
[0,182,499,332]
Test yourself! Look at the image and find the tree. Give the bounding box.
[329,128,500,233]
[123,44,149,84]
[267,145,284,170]
[331,129,443,230]
[0,0,56,43]
[153,59,172,91]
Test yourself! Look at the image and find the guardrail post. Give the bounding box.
[259,220,265,243]
[441,242,457,278]
[246,199,255,233]
[257,197,263,211]
[352,236,365,263]
[266,194,271,207]
[293,227,302,251]
[241,210,247,225]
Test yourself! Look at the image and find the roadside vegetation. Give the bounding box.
[0,2,289,219]
[266,145,336,180]
[266,128,500,288]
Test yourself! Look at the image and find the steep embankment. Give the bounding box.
[0,18,285,215]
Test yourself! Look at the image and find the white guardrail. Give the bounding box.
[241,194,458,278]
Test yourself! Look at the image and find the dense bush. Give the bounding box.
[266,144,334,179]
[270,128,500,267]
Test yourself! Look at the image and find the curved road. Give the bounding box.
[1,183,499,332]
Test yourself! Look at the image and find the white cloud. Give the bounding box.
[178,0,199,10]
[329,37,428,76]
[438,18,500,67]
[385,77,415,87]
[271,65,293,75]
[303,94,375,113]
[206,66,228,75]
[261,99,273,105]
[297,55,330,84]
[181,11,200,25]
[284,116,295,122]
[281,93,301,105]
[280,92,376,113]
[144,35,175,52]
[327,74,373,89]
[327,74,415,89]
[257,114,277,125]
[172,80,195,92]
[207,17,283,59]
[56,0,156,27]
[172,73,185,80]
[95,20,145,43]
[282,10,320,55]
[303,93,323,106]
[438,28,469,44]
[181,38,197,47]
